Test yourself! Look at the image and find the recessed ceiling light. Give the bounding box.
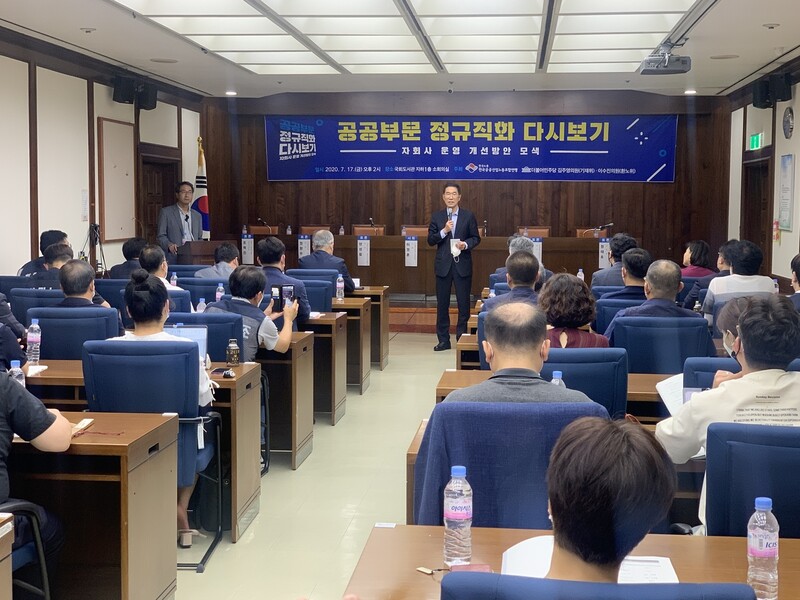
[710,54,739,60]
[80,27,96,34]
[225,91,237,96]
[762,23,780,29]
[150,58,178,64]
[684,89,697,95]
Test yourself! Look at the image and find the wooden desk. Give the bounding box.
[256,331,315,469]
[467,314,478,335]
[303,312,348,424]
[346,525,800,599]
[628,373,672,424]
[406,419,428,525]
[351,285,390,370]
[456,335,480,370]
[10,412,178,600]
[336,297,372,394]
[0,514,12,599]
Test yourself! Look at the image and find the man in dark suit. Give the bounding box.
[108,237,147,280]
[600,248,652,301]
[56,259,124,334]
[480,252,539,313]
[427,182,481,351]
[299,229,355,293]
[156,181,203,264]
[257,237,311,327]
[590,233,638,287]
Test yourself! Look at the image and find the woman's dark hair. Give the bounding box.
[538,273,596,329]
[685,240,713,269]
[124,269,168,323]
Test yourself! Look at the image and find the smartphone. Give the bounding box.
[210,367,229,375]
[271,285,282,311]
[282,285,295,303]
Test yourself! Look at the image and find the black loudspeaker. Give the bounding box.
[137,83,157,110]
[112,76,136,104]
[770,73,792,102]
[753,79,772,109]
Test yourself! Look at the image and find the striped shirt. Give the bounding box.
[702,274,775,324]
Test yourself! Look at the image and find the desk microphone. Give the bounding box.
[257,217,267,226]
[483,220,488,237]
[369,217,375,227]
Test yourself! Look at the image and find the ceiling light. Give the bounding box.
[150,58,178,64]
[709,54,739,60]
[684,89,697,95]
[226,91,237,96]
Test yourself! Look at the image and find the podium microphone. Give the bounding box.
[483,219,488,237]
[257,217,267,226]
[369,217,375,227]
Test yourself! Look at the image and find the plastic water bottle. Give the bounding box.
[9,360,25,387]
[747,497,779,600]
[286,224,292,235]
[169,272,177,287]
[26,319,41,366]
[401,225,407,236]
[551,370,565,387]
[196,297,207,313]
[336,275,345,301]
[577,268,584,281]
[523,226,529,237]
[443,465,472,567]
[242,224,247,235]
[216,283,225,302]
[339,225,345,235]
[488,288,496,299]
[773,278,780,294]
[693,300,702,313]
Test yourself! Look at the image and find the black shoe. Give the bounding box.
[434,341,451,351]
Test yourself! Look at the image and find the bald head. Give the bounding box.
[484,302,547,352]
[644,260,682,300]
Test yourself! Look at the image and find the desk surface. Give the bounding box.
[346,525,800,599]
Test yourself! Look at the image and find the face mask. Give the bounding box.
[451,245,461,258]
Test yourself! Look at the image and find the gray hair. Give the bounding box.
[645,260,682,299]
[312,229,334,250]
[508,236,536,256]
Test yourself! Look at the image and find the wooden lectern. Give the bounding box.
[176,241,220,265]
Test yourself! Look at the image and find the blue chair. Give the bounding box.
[711,300,727,338]
[0,275,34,298]
[698,288,708,306]
[488,273,505,289]
[302,280,333,312]
[477,312,489,369]
[441,572,755,600]
[707,423,800,538]
[94,279,127,313]
[613,317,714,374]
[166,312,243,362]
[591,285,624,301]
[541,348,628,418]
[678,276,703,305]
[286,268,338,292]
[120,288,192,315]
[684,357,800,390]
[82,340,223,572]
[9,288,64,325]
[414,401,609,528]
[1,499,52,599]
[28,307,118,360]
[595,298,644,334]
[494,283,511,296]
[166,265,207,277]
[176,279,229,309]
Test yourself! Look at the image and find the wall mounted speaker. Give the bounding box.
[770,73,792,103]
[137,83,157,110]
[753,79,772,109]
[112,76,136,104]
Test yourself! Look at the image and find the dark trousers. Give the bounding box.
[435,267,472,342]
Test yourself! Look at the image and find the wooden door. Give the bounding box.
[139,160,178,243]
[740,159,772,275]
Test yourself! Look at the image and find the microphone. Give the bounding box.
[369,217,375,227]
[483,220,488,237]
[598,222,614,229]
[447,208,453,220]
[257,217,267,226]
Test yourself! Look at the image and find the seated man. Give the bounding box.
[195,242,239,281]
[257,237,311,326]
[108,237,147,280]
[702,239,774,324]
[299,230,355,293]
[547,417,676,582]
[604,259,703,345]
[682,239,736,309]
[494,235,553,287]
[656,295,800,527]
[17,229,68,277]
[444,302,592,404]
[205,266,298,362]
[599,248,651,300]
[590,233,637,287]
[28,243,74,285]
[480,251,539,313]
[56,259,124,334]
[140,244,184,291]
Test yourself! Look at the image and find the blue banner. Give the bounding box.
[265,115,677,183]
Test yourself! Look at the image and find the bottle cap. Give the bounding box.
[199,298,205,303]
[755,497,773,511]
[553,370,563,379]
[31,319,39,325]
[218,283,223,286]
[10,360,20,369]
[451,465,466,478]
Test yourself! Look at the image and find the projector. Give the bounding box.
[639,54,692,75]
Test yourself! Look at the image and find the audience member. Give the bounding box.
[0,295,24,340]
[546,417,676,582]
[257,237,311,326]
[538,273,609,348]
[682,239,736,309]
[17,230,68,276]
[656,295,800,526]
[109,237,147,280]
[205,266,298,362]
[494,235,553,288]
[444,303,592,404]
[299,230,355,293]
[480,252,539,313]
[790,253,800,311]
[715,296,751,357]
[604,260,703,344]
[590,233,637,287]
[599,248,652,301]
[0,323,27,373]
[28,243,74,284]
[681,240,716,277]
[140,244,183,290]
[56,259,124,334]
[156,181,202,264]
[195,242,239,280]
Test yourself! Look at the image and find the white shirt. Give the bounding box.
[702,274,775,324]
[179,208,194,243]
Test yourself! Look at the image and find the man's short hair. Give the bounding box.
[214,242,240,264]
[39,230,68,254]
[228,266,267,300]
[548,417,676,567]
[731,240,764,276]
[442,181,461,195]
[645,260,681,299]
[59,259,94,296]
[484,302,547,352]
[43,243,73,266]
[139,244,166,274]
[312,230,334,250]
[506,235,536,256]
[609,233,638,261]
[718,239,738,267]
[621,248,652,280]
[738,295,800,370]
[505,252,539,286]
[175,181,194,194]
[257,237,285,265]
[792,253,800,280]
[122,237,148,261]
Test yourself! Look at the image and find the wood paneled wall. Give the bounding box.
[202,92,731,265]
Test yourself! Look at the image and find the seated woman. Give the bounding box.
[538,273,608,348]
[546,417,676,582]
[681,240,716,277]
[113,269,214,548]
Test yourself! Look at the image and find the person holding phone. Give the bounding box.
[256,237,311,328]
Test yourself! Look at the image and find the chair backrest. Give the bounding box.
[28,307,119,360]
[401,225,428,237]
[93,279,127,314]
[168,289,192,313]
[165,312,243,362]
[613,317,713,374]
[285,268,338,291]
[517,226,550,237]
[299,224,331,235]
[698,288,708,306]
[301,280,333,312]
[488,273,505,289]
[0,275,34,298]
[9,288,65,325]
[594,298,644,334]
[678,276,703,304]
[441,572,756,600]
[166,264,207,277]
[414,401,609,528]
[711,300,727,338]
[82,340,199,487]
[477,312,489,369]
[176,279,230,309]
[494,283,511,296]
[575,226,609,238]
[540,348,628,418]
[591,286,624,301]
[707,423,800,537]
[352,224,386,236]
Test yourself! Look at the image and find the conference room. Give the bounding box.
[1,0,800,598]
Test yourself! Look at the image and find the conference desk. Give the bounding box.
[351,285,390,370]
[345,525,800,599]
[303,312,348,424]
[10,412,178,600]
[336,297,372,394]
[25,360,263,542]
[0,513,12,599]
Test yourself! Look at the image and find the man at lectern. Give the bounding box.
[156,181,203,264]
[428,182,481,351]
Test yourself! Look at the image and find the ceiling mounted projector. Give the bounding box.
[639,53,692,75]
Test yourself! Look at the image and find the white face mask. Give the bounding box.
[451,245,461,258]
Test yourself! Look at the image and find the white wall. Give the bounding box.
[728,108,744,240]
[771,87,800,278]
[181,108,200,183]
[139,101,178,147]
[0,56,31,274]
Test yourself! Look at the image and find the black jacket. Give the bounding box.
[427,208,481,278]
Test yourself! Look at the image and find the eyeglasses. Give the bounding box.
[443,192,460,197]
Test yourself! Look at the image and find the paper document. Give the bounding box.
[26,365,48,376]
[655,373,685,416]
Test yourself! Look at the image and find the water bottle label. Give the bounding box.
[444,498,472,520]
[748,531,779,558]
[27,334,40,344]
